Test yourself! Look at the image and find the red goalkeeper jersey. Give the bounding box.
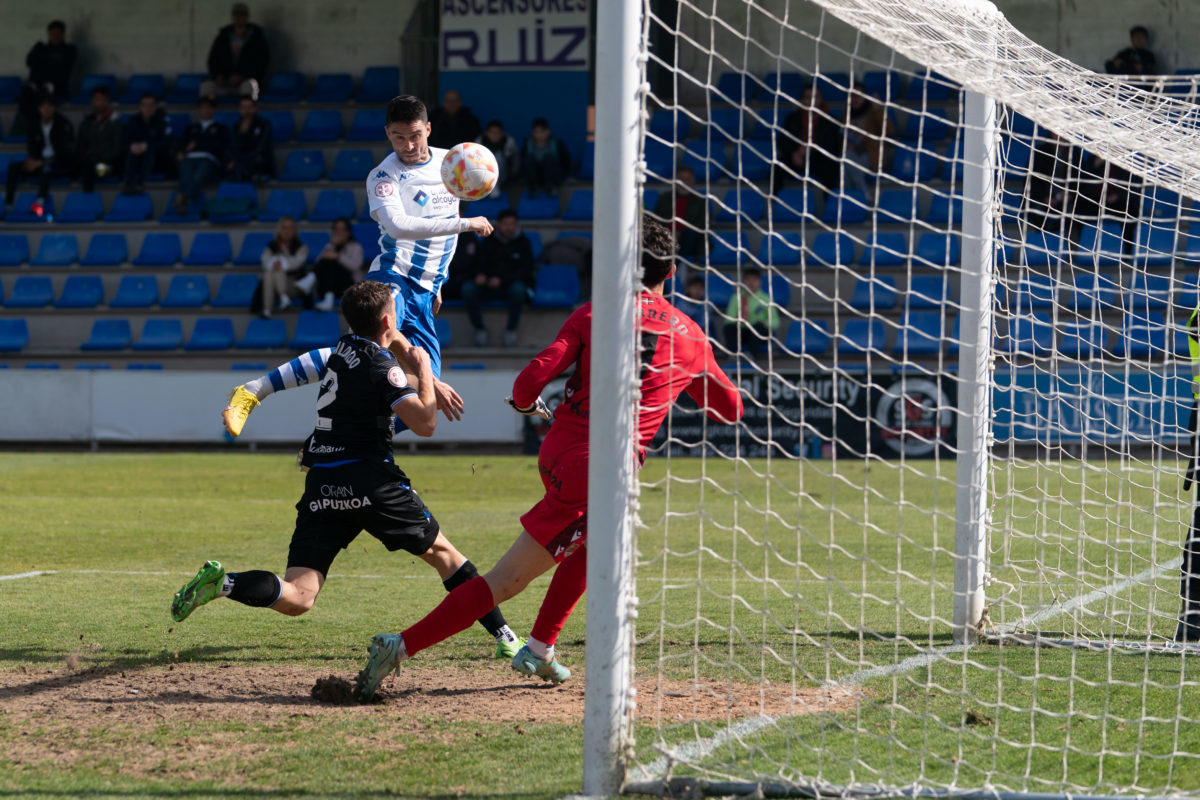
[511,290,744,454]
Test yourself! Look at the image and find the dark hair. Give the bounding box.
[198,95,216,108]
[497,209,518,223]
[91,85,111,99]
[341,281,394,338]
[47,20,65,33]
[744,267,763,279]
[386,95,428,125]
[486,119,504,130]
[531,117,549,129]
[140,92,158,103]
[686,275,705,288]
[36,92,55,107]
[1131,25,1149,37]
[641,216,677,288]
[332,216,354,236]
[238,94,257,104]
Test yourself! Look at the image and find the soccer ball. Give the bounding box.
[440,142,499,201]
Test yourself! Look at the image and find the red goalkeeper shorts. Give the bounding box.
[520,428,589,563]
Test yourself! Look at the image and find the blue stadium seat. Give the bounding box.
[1009,313,1055,356]
[784,320,830,355]
[161,274,211,308]
[278,150,326,182]
[862,70,902,102]
[230,362,267,371]
[1133,223,1175,267]
[531,264,581,309]
[941,136,966,181]
[1012,274,1058,311]
[330,149,376,181]
[763,272,792,308]
[358,66,399,103]
[159,192,203,223]
[30,234,78,266]
[891,144,940,182]
[258,189,307,222]
[1116,312,1167,358]
[212,274,260,308]
[1069,273,1119,313]
[55,275,104,309]
[704,108,752,142]
[642,190,658,213]
[810,232,855,267]
[262,109,295,142]
[814,72,850,104]
[105,192,153,222]
[578,141,595,180]
[109,275,159,308]
[757,232,804,267]
[346,108,386,141]
[926,194,963,225]
[715,72,754,104]
[464,196,508,220]
[561,190,594,221]
[1075,222,1124,267]
[761,72,806,102]
[0,319,29,351]
[185,318,236,351]
[434,318,452,349]
[299,232,331,264]
[681,140,728,182]
[354,222,382,264]
[849,276,898,310]
[1021,230,1065,267]
[167,73,206,103]
[773,188,817,223]
[75,363,111,370]
[525,230,543,262]
[1143,186,1183,218]
[57,192,103,223]
[290,310,341,349]
[1127,273,1173,313]
[5,276,53,308]
[516,192,560,220]
[166,112,191,141]
[297,109,344,142]
[902,108,953,142]
[237,317,288,349]
[207,181,258,222]
[820,190,869,224]
[914,232,961,266]
[715,189,766,222]
[893,311,948,356]
[127,363,164,370]
[861,232,908,267]
[72,74,116,105]
[261,71,305,103]
[0,234,29,266]
[120,73,165,103]
[311,73,354,103]
[132,233,181,266]
[1000,136,1032,173]
[0,76,21,104]
[183,232,233,266]
[310,189,357,222]
[705,271,737,310]
[905,72,957,102]
[81,319,131,351]
[649,109,688,140]
[80,233,128,266]
[876,189,918,224]
[708,231,749,266]
[908,275,952,309]
[731,141,772,182]
[643,139,677,178]
[7,192,54,223]
[234,232,274,265]
[1059,322,1106,358]
[839,318,887,356]
[132,319,183,351]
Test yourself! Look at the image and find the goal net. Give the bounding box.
[606,0,1200,796]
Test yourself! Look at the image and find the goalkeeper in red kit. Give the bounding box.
[354,217,744,700]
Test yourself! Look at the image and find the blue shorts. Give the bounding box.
[365,270,442,379]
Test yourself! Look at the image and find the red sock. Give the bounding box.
[530,545,588,646]
[402,576,495,657]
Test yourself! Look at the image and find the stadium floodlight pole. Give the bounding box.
[953,55,998,644]
[584,0,641,795]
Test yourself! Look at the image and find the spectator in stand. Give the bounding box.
[1025,130,1084,235]
[428,90,482,150]
[845,82,893,185]
[443,231,480,304]
[673,275,710,335]
[17,21,76,131]
[200,2,270,101]
[723,268,780,354]
[775,85,843,194]
[174,95,230,216]
[653,164,707,259]
[225,94,274,181]
[123,93,173,194]
[304,217,365,311]
[476,119,520,199]
[4,93,73,217]
[520,117,572,196]
[1106,25,1158,76]
[462,209,535,348]
[1077,152,1142,248]
[257,216,309,317]
[76,85,124,193]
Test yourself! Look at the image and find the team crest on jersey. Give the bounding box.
[374,182,394,198]
[387,366,406,388]
[413,190,429,207]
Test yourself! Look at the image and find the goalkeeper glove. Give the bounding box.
[505,395,552,421]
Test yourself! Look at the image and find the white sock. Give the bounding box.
[242,376,272,400]
[494,625,519,645]
[527,637,554,660]
[218,574,234,598]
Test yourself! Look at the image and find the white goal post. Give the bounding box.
[587,0,1200,797]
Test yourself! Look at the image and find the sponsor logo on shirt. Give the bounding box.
[374,171,389,179]
[307,440,345,454]
[413,190,429,207]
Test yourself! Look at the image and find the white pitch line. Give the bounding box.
[636,557,1181,780]
[0,570,56,582]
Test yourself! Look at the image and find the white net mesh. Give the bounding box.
[623,0,1200,796]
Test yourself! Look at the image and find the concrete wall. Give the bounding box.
[2,0,417,82]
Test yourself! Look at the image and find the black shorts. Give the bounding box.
[288,460,440,576]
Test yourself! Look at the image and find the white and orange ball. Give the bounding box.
[440,142,499,201]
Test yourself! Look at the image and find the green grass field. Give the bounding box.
[2,452,1199,799]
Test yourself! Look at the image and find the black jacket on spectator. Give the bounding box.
[1106,47,1158,75]
[177,120,231,160]
[206,23,270,83]
[474,231,535,286]
[429,106,483,150]
[125,109,172,155]
[26,113,75,163]
[226,114,274,178]
[77,110,125,166]
[26,41,76,101]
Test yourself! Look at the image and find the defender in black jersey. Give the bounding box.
[171,281,523,659]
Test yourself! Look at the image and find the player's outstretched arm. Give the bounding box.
[684,345,745,424]
[223,348,333,436]
[392,346,438,437]
[511,306,588,407]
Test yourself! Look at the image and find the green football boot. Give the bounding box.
[354,633,405,702]
[511,644,571,684]
[170,560,226,622]
[494,636,525,661]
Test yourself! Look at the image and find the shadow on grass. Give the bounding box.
[0,792,551,799]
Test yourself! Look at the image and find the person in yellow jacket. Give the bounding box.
[1180,304,1200,641]
[723,267,780,354]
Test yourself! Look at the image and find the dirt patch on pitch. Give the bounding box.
[0,660,859,729]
